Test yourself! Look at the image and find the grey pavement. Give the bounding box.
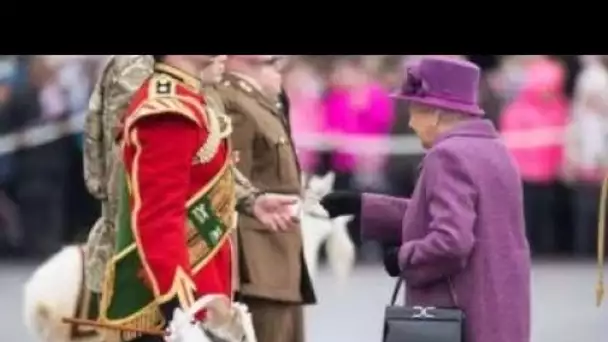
[1,259,606,342]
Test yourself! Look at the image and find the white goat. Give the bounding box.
[23,245,102,342]
[300,172,356,283]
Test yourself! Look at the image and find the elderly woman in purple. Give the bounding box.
[321,56,531,342]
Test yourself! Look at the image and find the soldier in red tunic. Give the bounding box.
[97,55,298,342]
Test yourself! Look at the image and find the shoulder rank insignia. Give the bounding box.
[149,75,176,97]
[156,78,171,94]
[237,80,253,94]
[221,78,253,94]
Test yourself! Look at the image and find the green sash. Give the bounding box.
[99,161,236,334]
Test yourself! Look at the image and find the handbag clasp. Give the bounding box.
[411,306,436,318]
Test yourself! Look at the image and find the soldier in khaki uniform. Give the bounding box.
[218,55,316,342]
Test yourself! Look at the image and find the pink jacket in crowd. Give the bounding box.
[500,58,569,183]
[322,82,393,173]
[288,89,324,173]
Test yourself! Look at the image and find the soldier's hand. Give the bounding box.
[253,193,300,231]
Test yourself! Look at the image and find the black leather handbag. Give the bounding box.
[382,278,466,342]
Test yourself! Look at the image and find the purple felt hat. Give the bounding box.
[392,56,484,116]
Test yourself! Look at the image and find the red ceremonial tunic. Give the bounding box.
[120,63,233,312]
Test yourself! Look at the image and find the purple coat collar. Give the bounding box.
[434,119,498,145]
[417,119,498,171]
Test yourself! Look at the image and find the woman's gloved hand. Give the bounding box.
[320,191,362,218]
[382,243,402,278]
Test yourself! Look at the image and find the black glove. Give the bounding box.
[382,243,401,278]
[320,191,362,218]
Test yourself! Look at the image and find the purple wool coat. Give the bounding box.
[362,120,531,342]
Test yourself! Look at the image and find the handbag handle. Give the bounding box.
[390,278,404,305]
[389,277,460,307]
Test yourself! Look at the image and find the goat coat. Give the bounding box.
[361,119,531,342]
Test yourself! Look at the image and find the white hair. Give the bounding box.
[436,109,471,125]
[412,103,469,122]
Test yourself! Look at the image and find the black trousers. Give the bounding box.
[14,173,65,258]
[523,181,556,255]
[572,182,601,256]
[12,139,70,258]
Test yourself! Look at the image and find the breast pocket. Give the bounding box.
[258,131,296,183]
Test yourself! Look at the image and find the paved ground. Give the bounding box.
[2,259,606,342]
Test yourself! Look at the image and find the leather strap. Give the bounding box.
[390,277,459,307]
[389,278,403,306]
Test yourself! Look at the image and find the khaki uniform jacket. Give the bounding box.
[217,73,316,305]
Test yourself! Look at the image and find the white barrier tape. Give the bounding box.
[295,127,566,154]
[0,113,85,155]
[0,113,566,157]
[294,133,425,155]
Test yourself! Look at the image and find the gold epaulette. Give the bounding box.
[124,75,202,132]
[219,75,257,99]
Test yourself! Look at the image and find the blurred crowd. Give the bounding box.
[0,55,604,260]
[0,55,103,258]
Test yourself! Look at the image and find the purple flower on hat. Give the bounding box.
[402,66,429,97]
